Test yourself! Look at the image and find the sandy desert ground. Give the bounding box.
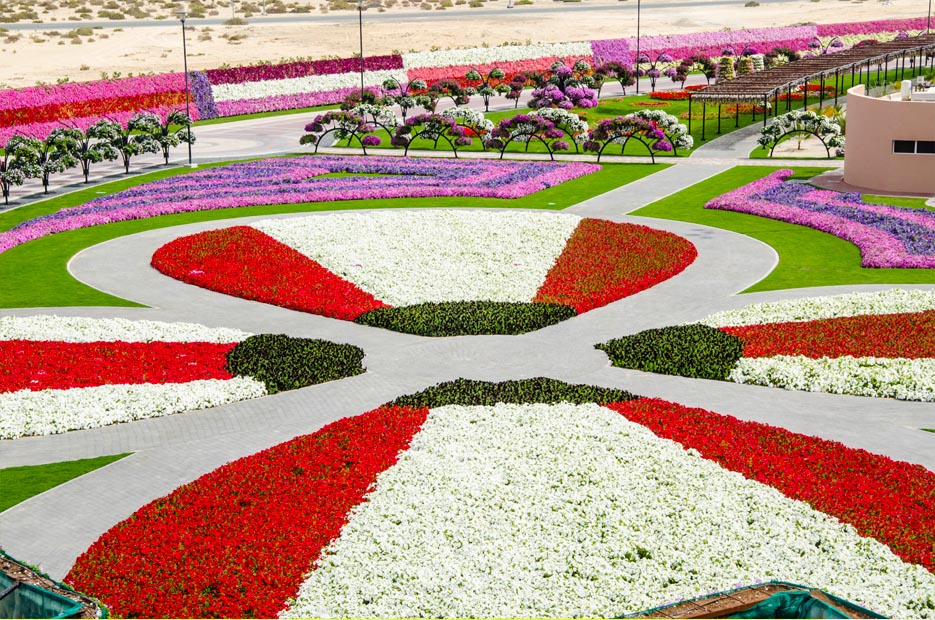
[1,0,927,88]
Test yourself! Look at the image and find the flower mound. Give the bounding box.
[600,289,935,401]
[0,156,598,256]
[705,170,935,269]
[152,212,696,335]
[67,379,935,619]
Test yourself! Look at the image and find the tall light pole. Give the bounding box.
[177,9,193,167]
[357,0,365,98]
[928,0,932,34]
[635,0,641,94]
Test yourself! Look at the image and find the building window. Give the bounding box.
[893,140,935,154]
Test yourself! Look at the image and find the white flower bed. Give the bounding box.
[281,402,935,619]
[402,42,593,69]
[254,211,581,306]
[0,315,251,343]
[0,378,267,439]
[730,356,935,401]
[700,289,935,328]
[210,70,408,102]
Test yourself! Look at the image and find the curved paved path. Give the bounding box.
[0,111,931,582]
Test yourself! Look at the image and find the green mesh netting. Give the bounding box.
[728,591,850,619]
[0,574,83,619]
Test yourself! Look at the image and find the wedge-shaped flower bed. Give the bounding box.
[67,378,935,619]
[705,170,935,269]
[0,316,364,438]
[598,288,935,401]
[151,211,696,336]
[0,156,598,256]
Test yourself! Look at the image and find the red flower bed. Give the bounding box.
[649,90,691,100]
[534,219,697,313]
[0,340,234,393]
[607,398,935,572]
[722,310,935,359]
[151,226,389,321]
[0,91,188,129]
[66,405,430,618]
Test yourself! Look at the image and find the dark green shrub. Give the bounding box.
[354,301,577,337]
[226,334,365,393]
[392,378,637,408]
[596,324,744,380]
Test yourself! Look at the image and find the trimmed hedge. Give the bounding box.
[354,301,577,337]
[392,378,638,408]
[596,324,744,380]
[226,334,365,393]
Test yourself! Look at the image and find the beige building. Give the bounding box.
[843,83,935,196]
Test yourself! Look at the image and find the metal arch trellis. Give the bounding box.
[765,128,835,159]
[309,126,374,155]
[496,130,561,161]
[593,135,658,163]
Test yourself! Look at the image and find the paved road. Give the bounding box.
[0,90,929,582]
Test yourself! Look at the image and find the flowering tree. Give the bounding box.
[596,62,636,96]
[392,113,471,157]
[441,107,494,149]
[380,77,427,120]
[636,52,675,91]
[108,113,161,173]
[136,110,195,165]
[64,120,121,183]
[29,129,81,194]
[418,79,471,113]
[465,68,510,112]
[487,113,574,160]
[340,88,381,110]
[528,61,599,110]
[689,54,719,85]
[504,73,528,109]
[584,113,686,162]
[0,136,41,205]
[300,110,382,154]
[757,109,845,158]
[530,108,589,153]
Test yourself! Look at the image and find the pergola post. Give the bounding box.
[762,95,768,127]
[735,99,740,127]
[819,74,825,108]
[688,96,693,135]
[834,70,840,106]
[803,79,808,110]
[701,100,706,141]
[717,104,722,134]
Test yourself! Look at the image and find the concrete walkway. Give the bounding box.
[0,100,931,581]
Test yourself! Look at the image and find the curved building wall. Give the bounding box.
[843,85,935,195]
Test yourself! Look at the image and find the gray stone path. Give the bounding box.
[0,110,931,582]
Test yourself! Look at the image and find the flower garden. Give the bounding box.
[2,10,935,617]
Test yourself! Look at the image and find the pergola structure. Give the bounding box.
[687,34,935,140]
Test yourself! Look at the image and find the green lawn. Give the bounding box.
[0,454,130,513]
[193,103,338,126]
[0,160,664,309]
[631,166,935,293]
[864,195,934,211]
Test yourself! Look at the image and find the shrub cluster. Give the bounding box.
[596,324,744,380]
[226,334,365,393]
[354,301,577,337]
[392,378,638,408]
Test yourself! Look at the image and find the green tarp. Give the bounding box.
[0,573,83,619]
[728,591,850,619]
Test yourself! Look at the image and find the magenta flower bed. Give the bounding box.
[817,17,932,36]
[705,170,935,269]
[205,55,403,85]
[0,156,599,255]
[406,56,591,84]
[0,73,187,113]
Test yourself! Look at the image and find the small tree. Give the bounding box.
[636,52,674,91]
[417,79,471,113]
[30,129,81,194]
[465,68,510,112]
[690,55,719,85]
[300,109,382,153]
[596,62,636,96]
[380,77,427,120]
[505,73,528,108]
[108,113,161,173]
[138,110,195,165]
[529,62,598,109]
[0,136,41,205]
[64,120,121,183]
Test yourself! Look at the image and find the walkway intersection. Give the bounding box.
[0,90,931,583]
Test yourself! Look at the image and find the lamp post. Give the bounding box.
[928,0,932,34]
[357,0,365,98]
[177,10,193,167]
[635,0,641,94]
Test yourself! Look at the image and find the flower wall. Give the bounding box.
[0,16,926,139]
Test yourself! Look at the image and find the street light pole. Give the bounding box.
[177,10,193,167]
[357,0,365,98]
[928,0,932,34]
[635,0,641,94]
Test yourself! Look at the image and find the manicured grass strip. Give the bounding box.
[864,195,935,212]
[631,166,935,292]
[391,377,638,408]
[0,162,662,309]
[0,453,130,513]
[608,398,935,573]
[354,301,576,336]
[67,405,429,619]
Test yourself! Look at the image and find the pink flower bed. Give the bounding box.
[205,55,403,85]
[817,17,932,36]
[406,56,591,84]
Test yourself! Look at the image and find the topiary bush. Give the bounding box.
[596,324,744,380]
[226,334,365,393]
[391,378,638,408]
[354,301,577,336]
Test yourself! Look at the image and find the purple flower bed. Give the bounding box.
[190,71,219,120]
[705,170,935,269]
[204,55,403,86]
[213,87,386,117]
[0,156,599,255]
[817,17,932,36]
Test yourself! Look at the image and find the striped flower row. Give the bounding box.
[705,170,935,269]
[67,387,935,618]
